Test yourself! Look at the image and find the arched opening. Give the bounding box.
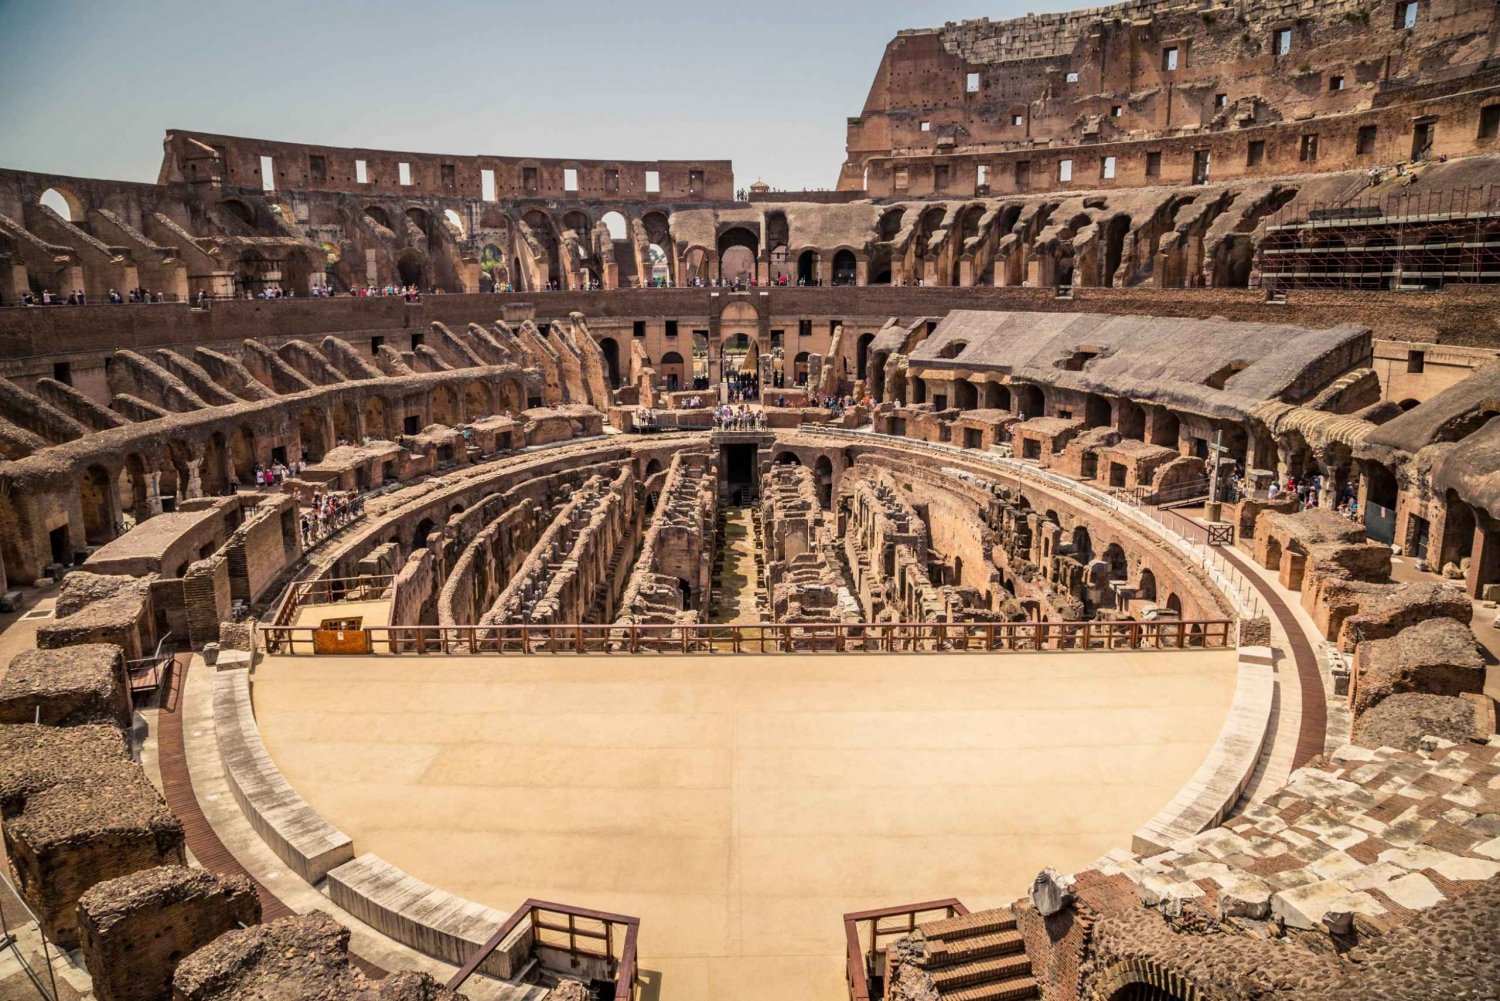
[677,578,692,608]
[1084,394,1111,429]
[39,187,83,223]
[442,209,465,239]
[411,517,436,556]
[832,249,857,286]
[1102,543,1128,582]
[797,250,817,285]
[203,432,230,494]
[775,451,801,466]
[954,380,978,410]
[363,396,389,439]
[1439,489,1477,571]
[1150,409,1180,449]
[332,401,358,445]
[1165,593,1183,616]
[659,351,685,392]
[793,351,811,386]
[1108,983,1190,1001]
[1016,384,1044,419]
[600,337,622,389]
[396,249,427,288]
[644,458,664,479]
[464,382,491,421]
[1071,525,1094,563]
[1102,214,1132,285]
[80,464,116,544]
[814,455,834,509]
[848,335,874,388]
[600,211,628,242]
[682,247,711,283]
[297,407,327,462]
[431,384,458,426]
[364,205,393,231]
[230,426,257,484]
[1137,567,1157,602]
[718,227,759,283]
[1117,401,1146,440]
[522,210,561,287]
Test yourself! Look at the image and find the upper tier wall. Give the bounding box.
[160,130,735,202]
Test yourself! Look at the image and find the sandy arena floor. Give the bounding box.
[251,650,1237,1001]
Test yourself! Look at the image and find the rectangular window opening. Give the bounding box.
[1215,93,1227,109]
[966,71,981,93]
[1247,140,1266,166]
[1274,28,1292,56]
[481,168,496,201]
[1145,151,1162,178]
[1330,75,1345,91]
[633,320,646,338]
[1408,349,1426,374]
[1479,105,1500,139]
[1300,134,1319,162]
[1357,125,1379,155]
[355,159,368,184]
[1398,2,1419,29]
[1058,159,1073,182]
[1065,71,1079,83]
[1163,47,1179,71]
[645,170,660,193]
[1011,113,1025,127]
[1101,156,1116,179]
[665,320,678,338]
[564,168,579,192]
[1111,105,1123,117]
[920,120,931,132]
[259,154,275,191]
[398,161,412,186]
[976,164,990,192]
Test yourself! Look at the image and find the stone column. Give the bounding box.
[184,459,203,500]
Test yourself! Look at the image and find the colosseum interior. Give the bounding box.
[1,2,1500,1000]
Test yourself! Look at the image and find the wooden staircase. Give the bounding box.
[913,909,1037,1001]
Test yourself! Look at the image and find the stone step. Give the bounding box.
[926,930,1025,966]
[921,908,1016,942]
[942,975,1039,1001]
[932,953,1032,990]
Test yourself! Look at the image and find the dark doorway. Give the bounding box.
[723,444,758,503]
[49,526,71,567]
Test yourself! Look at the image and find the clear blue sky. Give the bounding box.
[0,0,1079,192]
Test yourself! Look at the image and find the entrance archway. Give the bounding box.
[832,250,857,286]
[600,337,622,388]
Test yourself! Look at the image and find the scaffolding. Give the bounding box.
[1256,183,1500,292]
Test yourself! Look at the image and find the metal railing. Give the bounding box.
[259,618,1235,657]
[844,899,968,1001]
[0,866,61,1000]
[446,899,638,1000]
[125,632,174,695]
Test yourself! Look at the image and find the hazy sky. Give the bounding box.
[0,0,1080,192]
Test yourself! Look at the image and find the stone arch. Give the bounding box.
[1102,543,1128,581]
[718,226,759,282]
[682,246,711,283]
[954,380,978,410]
[431,384,459,426]
[396,248,427,288]
[1101,213,1132,286]
[297,406,328,462]
[464,381,492,420]
[1071,525,1094,563]
[645,458,664,478]
[797,249,817,285]
[1118,400,1146,440]
[599,337,622,389]
[775,451,801,465]
[1015,383,1044,418]
[814,455,834,509]
[1137,567,1158,602]
[80,464,117,544]
[203,431,230,494]
[793,351,811,385]
[411,517,437,556]
[1150,409,1180,449]
[600,211,627,241]
[332,400,359,444]
[442,209,465,239]
[230,425,257,483]
[832,249,857,286]
[364,205,393,231]
[363,396,390,439]
[1085,393,1111,429]
[39,186,85,223]
[856,333,876,381]
[659,351,685,391]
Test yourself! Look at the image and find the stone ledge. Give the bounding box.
[212,667,353,883]
[1132,645,1277,856]
[327,853,513,978]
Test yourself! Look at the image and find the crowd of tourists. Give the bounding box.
[299,490,364,547]
[1226,469,1362,521]
[714,404,765,430]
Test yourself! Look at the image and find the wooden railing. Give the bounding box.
[446,899,638,1000]
[843,899,968,1001]
[259,618,1235,657]
[272,574,397,626]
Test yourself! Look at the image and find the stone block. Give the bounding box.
[0,644,132,730]
[1349,618,1484,717]
[2,762,184,948]
[1271,878,1355,931]
[78,866,259,1001]
[0,723,131,818]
